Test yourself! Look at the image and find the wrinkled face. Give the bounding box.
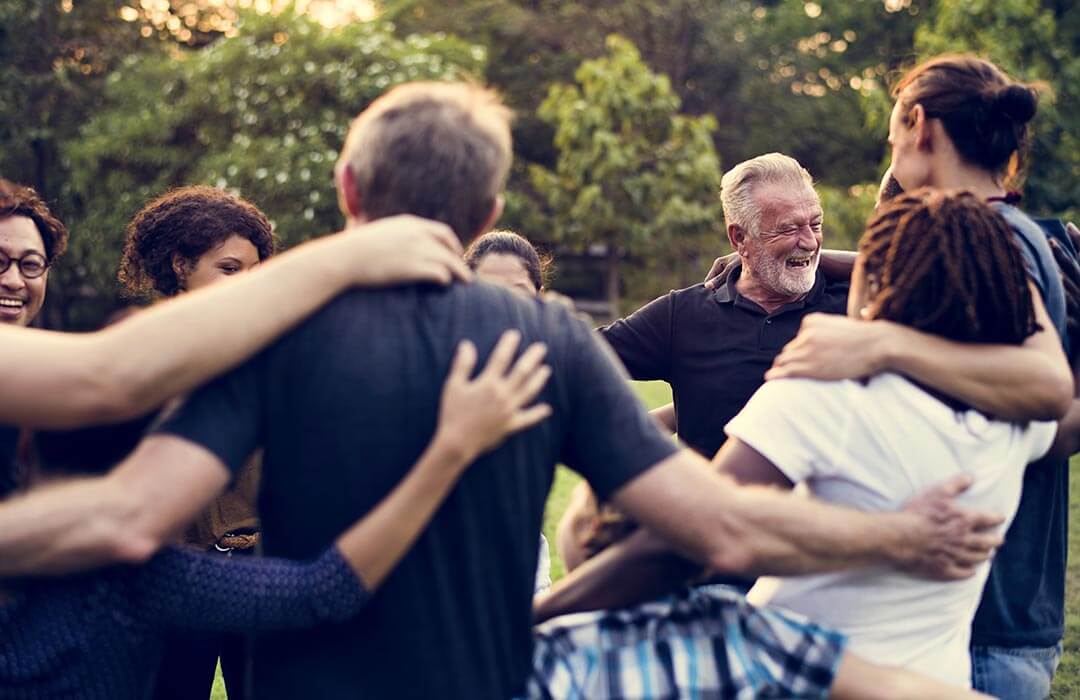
[474,252,538,297]
[0,215,48,326]
[180,235,262,292]
[743,182,823,296]
[887,96,932,192]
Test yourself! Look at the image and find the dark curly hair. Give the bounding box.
[859,188,1038,346]
[119,186,276,297]
[463,230,552,292]
[0,179,69,262]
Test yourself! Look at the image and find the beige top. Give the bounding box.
[184,451,262,549]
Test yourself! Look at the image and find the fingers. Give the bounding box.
[427,220,464,256]
[514,365,552,407]
[926,473,974,500]
[478,330,521,381]
[448,340,478,383]
[703,257,724,289]
[1067,222,1080,249]
[505,342,548,390]
[508,402,553,432]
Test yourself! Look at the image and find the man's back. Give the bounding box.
[159,281,677,699]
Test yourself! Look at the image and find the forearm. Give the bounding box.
[882,321,1072,420]
[723,484,920,577]
[1,234,353,428]
[336,432,473,590]
[534,528,699,623]
[0,478,156,576]
[649,403,676,432]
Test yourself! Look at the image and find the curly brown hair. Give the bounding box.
[119,186,276,297]
[0,179,69,262]
[859,188,1038,345]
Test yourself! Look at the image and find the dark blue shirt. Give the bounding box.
[157,281,679,700]
[972,206,1071,648]
[0,546,365,699]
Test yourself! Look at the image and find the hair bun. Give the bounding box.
[992,84,1038,124]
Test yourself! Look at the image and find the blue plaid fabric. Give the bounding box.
[526,585,846,699]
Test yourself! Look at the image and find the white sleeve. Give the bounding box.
[724,378,853,484]
[1025,420,1058,463]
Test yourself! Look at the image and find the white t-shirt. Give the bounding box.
[727,373,1056,688]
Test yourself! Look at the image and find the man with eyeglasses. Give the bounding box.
[0,179,68,328]
[0,179,70,496]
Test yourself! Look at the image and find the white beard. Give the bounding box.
[750,250,819,296]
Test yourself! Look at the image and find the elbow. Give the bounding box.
[702,527,756,577]
[91,481,165,565]
[1030,369,1073,421]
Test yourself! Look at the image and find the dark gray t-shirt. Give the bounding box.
[157,281,678,699]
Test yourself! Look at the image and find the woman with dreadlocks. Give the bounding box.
[529,190,1050,698]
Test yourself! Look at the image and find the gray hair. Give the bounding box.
[720,153,815,235]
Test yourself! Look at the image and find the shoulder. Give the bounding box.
[745,376,858,416]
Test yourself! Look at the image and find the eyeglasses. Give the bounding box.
[0,251,49,279]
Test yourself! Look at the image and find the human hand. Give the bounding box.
[894,474,1005,580]
[434,330,552,463]
[765,313,891,381]
[1051,223,1080,358]
[703,252,739,290]
[343,215,472,287]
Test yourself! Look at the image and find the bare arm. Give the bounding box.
[648,403,676,432]
[0,436,230,576]
[536,447,1001,621]
[0,216,471,428]
[767,285,1073,421]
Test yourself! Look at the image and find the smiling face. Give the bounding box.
[0,215,48,326]
[474,252,539,297]
[178,235,262,292]
[741,181,823,296]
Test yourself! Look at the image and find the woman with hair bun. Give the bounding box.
[768,54,1074,698]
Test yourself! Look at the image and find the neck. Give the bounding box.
[928,159,1007,201]
[734,264,807,314]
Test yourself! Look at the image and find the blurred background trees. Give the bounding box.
[0,0,1075,326]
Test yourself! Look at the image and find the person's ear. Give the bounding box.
[910,104,933,152]
[335,162,365,220]
[475,195,504,238]
[171,254,189,292]
[728,223,750,254]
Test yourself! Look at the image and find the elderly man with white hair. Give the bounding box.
[557,153,850,574]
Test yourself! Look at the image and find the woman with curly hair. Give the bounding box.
[118,186,276,700]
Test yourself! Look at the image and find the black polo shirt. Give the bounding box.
[156,281,678,700]
[601,263,849,459]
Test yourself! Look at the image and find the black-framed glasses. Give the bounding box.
[0,251,49,279]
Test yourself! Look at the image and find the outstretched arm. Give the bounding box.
[767,285,1072,421]
[0,216,471,429]
[138,331,553,632]
[536,446,1001,621]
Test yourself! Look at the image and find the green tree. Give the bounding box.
[59,8,483,327]
[915,0,1079,221]
[530,35,722,311]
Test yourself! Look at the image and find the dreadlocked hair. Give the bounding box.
[858,188,1038,345]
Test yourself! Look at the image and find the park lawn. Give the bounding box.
[212,381,1079,697]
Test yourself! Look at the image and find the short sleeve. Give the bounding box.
[130,546,368,634]
[558,315,680,500]
[599,292,675,381]
[1025,420,1058,464]
[153,356,264,477]
[724,378,852,484]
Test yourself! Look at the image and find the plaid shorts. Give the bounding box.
[525,585,847,699]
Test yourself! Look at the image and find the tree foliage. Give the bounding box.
[56,8,482,326]
[530,35,722,309]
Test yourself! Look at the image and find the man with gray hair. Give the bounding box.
[598,152,847,462]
